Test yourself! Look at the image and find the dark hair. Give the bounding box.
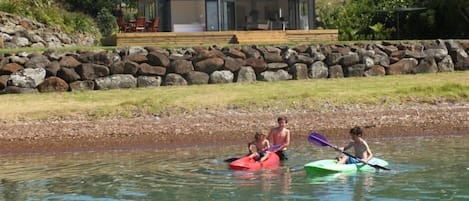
[277,116,288,123]
[350,126,363,136]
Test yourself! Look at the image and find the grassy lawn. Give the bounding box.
[1,72,469,121]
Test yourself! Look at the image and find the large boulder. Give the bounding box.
[37,76,69,92]
[138,63,166,76]
[194,57,224,74]
[209,70,234,84]
[8,67,46,88]
[57,67,80,83]
[75,63,110,80]
[259,69,291,82]
[236,66,257,83]
[164,73,187,86]
[309,61,328,79]
[387,58,418,75]
[94,74,137,90]
[137,76,162,88]
[169,59,193,74]
[147,51,170,67]
[184,71,209,85]
[291,63,308,80]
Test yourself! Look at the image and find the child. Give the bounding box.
[247,131,271,162]
[336,126,373,164]
[267,116,290,161]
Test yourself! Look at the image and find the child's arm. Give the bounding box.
[339,141,353,151]
[361,141,373,162]
[247,141,256,154]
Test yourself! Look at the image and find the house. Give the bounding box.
[136,0,316,32]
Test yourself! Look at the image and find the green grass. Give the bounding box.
[1,72,469,121]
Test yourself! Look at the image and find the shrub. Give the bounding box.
[96,8,118,37]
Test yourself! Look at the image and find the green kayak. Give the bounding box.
[304,157,389,176]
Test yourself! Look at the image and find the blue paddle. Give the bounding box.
[308,132,391,171]
[224,144,282,163]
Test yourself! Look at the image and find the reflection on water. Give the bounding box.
[0,135,467,200]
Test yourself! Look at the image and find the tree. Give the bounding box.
[58,0,121,17]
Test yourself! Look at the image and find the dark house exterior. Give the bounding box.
[137,0,316,32]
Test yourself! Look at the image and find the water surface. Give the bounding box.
[0,135,467,201]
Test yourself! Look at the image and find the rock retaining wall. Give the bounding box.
[0,40,468,94]
[0,12,95,48]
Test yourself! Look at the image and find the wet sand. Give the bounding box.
[0,103,468,154]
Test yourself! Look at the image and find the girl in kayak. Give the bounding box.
[247,131,271,162]
[336,126,373,164]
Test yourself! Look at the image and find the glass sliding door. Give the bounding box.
[298,0,309,29]
[206,0,219,31]
[221,0,236,30]
[171,0,206,32]
[158,0,171,32]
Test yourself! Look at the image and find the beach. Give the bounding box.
[0,102,468,154]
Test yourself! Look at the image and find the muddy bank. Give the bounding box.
[0,103,468,154]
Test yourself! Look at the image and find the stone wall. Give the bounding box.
[0,40,468,94]
[0,12,96,48]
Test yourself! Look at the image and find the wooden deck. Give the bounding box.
[114,29,338,47]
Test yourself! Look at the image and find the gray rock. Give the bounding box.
[236,66,257,83]
[328,65,344,78]
[291,63,308,80]
[164,73,187,86]
[259,69,291,82]
[95,74,137,90]
[9,67,46,87]
[438,55,455,72]
[209,70,234,84]
[309,61,328,79]
[137,76,162,88]
[346,64,366,77]
[24,55,50,69]
[413,56,438,74]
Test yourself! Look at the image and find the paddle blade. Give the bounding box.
[267,144,282,152]
[308,132,329,146]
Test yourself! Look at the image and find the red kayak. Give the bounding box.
[229,152,280,171]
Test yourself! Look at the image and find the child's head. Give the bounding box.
[349,126,363,137]
[277,116,288,126]
[254,131,266,141]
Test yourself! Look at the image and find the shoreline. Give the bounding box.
[1,102,468,154]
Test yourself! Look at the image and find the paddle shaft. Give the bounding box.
[311,133,390,171]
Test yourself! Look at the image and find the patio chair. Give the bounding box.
[146,17,160,32]
[117,17,130,32]
[134,17,146,32]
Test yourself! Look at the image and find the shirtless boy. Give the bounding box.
[336,126,373,164]
[247,131,270,162]
[267,116,290,161]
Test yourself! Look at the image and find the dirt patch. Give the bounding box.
[0,103,468,154]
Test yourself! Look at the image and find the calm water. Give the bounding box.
[0,135,468,201]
